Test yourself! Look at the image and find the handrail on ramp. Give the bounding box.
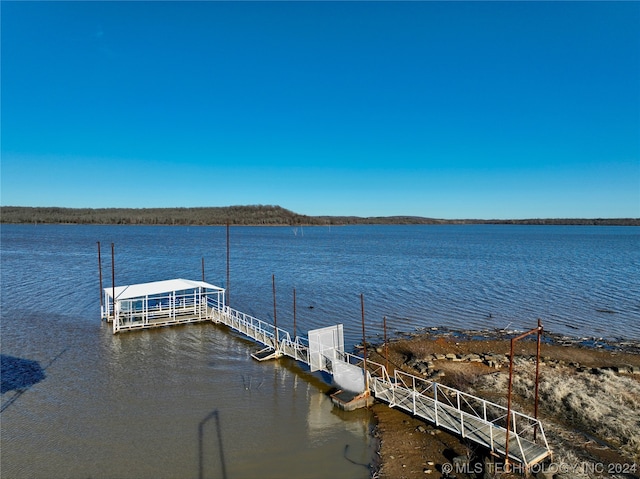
[212,305,552,470]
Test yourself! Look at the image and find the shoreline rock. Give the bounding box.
[387,325,640,355]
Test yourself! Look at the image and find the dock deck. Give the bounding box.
[101,278,225,333]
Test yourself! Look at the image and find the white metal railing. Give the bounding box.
[369,367,549,467]
[326,350,549,466]
[107,290,225,331]
[215,306,292,348]
[212,305,312,365]
[209,306,550,468]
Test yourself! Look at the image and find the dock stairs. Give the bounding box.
[251,346,281,362]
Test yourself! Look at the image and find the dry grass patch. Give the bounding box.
[475,360,640,465]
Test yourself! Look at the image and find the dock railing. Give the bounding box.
[370,367,550,468]
[210,304,551,469]
[215,305,292,351]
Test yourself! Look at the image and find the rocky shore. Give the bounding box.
[366,327,640,479]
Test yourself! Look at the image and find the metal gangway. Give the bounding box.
[210,304,552,470]
[370,367,551,468]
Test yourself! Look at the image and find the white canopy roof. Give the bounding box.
[104,278,224,300]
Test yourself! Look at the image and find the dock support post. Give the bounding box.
[361,294,369,393]
[383,316,389,378]
[534,318,543,441]
[226,222,230,307]
[272,274,278,348]
[293,287,297,339]
[111,243,115,324]
[97,241,104,319]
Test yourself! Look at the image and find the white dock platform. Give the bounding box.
[102,278,225,333]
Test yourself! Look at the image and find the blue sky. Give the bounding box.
[2,1,638,218]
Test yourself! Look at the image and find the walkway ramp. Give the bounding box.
[371,370,551,468]
[210,305,552,470]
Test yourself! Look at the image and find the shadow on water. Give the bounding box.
[199,409,228,479]
[0,354,45,394]
[343,444,371,471]
[0,349,67,413]
[0,354,45,413]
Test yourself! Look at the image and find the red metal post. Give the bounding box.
[361,294,368,391]
[111,243,115,320]
[383,316,389,376]
[505,337,516,470]
[272,274,278,345]
[293,287,297,339]
[504,321,544,471]
[97,241,104,312]
[226,222,230,306]
[534,318,543,440]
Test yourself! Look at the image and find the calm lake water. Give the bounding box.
[1,224,639,478]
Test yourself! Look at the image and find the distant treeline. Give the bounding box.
[1,205,638,226]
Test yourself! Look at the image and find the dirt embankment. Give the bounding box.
[368,329,640,479]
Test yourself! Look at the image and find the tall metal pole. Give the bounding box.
[505,336,516,471]
[111,243,115,321]
[293,287,297,339]
[226,222,230,306]
[383,316,389,376]
[97,241,104,314]
[272,275,278,346]
[534,318,543,441]
[504,321,544,470]
[361,294,368,391]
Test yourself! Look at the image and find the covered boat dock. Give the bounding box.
[102,278,225,333]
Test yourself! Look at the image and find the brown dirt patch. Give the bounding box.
[372,403,479,479]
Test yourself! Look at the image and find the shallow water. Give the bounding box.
[1,224,638,478]
[1,316,374,479]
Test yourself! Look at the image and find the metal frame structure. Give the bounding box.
[102,278,226,333]
[505,319,544,468]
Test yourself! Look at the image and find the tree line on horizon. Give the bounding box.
[0,205,638,226]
